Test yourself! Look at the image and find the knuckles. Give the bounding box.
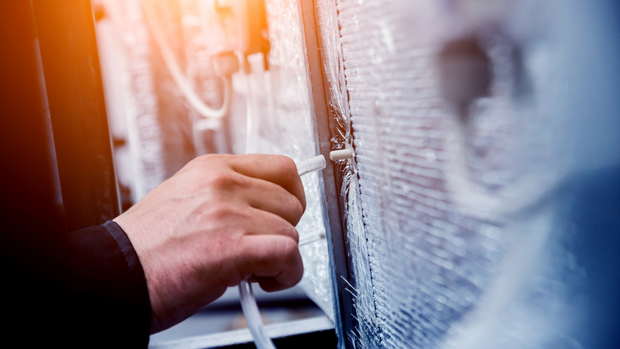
[274,238,304,287]
[198,202,247,226]
[254,236,300,266]
[280,224,300,244]
[204,202,235,221]
[196,153,231,165]
[273,155,307,211]
[278,237,300,263]
[273,155,299,183]
[287,195,305,225]
[205,171,236,189]
[254,237,299,268]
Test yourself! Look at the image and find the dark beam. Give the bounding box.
[31,0,120,231]
[0,0,67,266]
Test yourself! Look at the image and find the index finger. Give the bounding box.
[227,154,306,211]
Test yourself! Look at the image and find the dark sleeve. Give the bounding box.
[0,221,151,348]
[63,221,152,347]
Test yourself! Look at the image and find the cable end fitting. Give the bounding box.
[330,149,354,162]
[297,155,326,176]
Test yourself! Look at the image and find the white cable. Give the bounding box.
[238,59,271,348]
[243,72,259,154]
[142,0,233,119]
[239,281,275,349]
[298,228,327,247]
[238,155,326,349]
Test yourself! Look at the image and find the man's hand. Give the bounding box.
[114,154,306,334]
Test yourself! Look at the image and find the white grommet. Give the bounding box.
[329,149,354,162]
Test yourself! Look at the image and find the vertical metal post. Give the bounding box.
[298,1,355,348]
[31,0,120,231]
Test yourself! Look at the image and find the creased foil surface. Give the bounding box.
[315,0,586,348]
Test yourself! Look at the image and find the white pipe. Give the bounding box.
[239,280,275,349]
[238,155,326,349]
[298,228,327,247]
[297,155,327,176]
[142,0,233,119]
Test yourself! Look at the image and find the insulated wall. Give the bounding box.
[313,0,620,348]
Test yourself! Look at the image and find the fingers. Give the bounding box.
[226,154,306,212]
[234,235,304,291]
[242,177,305,227]
[256,277,291,292]
[244,208,300,243]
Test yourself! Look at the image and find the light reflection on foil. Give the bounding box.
[313,0,619,348]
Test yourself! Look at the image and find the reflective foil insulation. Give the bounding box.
[314,0,620,348]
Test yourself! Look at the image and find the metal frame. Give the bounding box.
[297,1,356,348]
[150,316,336,349]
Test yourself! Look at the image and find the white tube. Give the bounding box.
[298,228,327,247]
[142,0,233,119]
[296,155,326,176]
[239,281,275,349]
[238,155,326,349]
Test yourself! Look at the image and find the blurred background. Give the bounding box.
[88,0,620,348]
